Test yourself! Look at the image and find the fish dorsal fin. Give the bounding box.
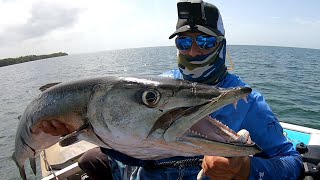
[39,82,61,92]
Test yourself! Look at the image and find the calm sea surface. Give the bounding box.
[1,45,319,179]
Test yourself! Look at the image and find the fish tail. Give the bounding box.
[29,157,36,175]
[12,152,27,180]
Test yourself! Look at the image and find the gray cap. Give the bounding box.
[169,2,225,39]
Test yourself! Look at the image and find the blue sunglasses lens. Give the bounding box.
[176,35,217,50]
[176,37,193,51]
[196,35,217,49]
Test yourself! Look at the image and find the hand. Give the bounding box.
[35,120,75,136]
[201,155,250,180]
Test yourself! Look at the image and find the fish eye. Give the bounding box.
[142,89,160,108]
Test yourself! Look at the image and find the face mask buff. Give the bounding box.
[177,39,228,85]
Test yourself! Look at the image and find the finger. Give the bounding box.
[41,121,61,136]
[65,124,76,133]
[32,123,43,134]
[214,157,230,165]
[51,120,71,135]
[51,119,76,133]
[53,120,77,134]
[207,156,231,169]
[224,157,243,173]
[51,120,65,128]
[208,158,246,178]
[201,157,208,170]
[202,156,238,178]
[203,166,235,179]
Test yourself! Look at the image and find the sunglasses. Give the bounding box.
[175,35,222,51]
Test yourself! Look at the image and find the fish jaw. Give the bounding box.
[178,116,261,156]
[163,86,252,142]
[159,86,261,156]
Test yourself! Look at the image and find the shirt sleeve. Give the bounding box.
[164,70,303,179]
[242,92,303,180]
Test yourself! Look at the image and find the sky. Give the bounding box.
[0,0,320,59]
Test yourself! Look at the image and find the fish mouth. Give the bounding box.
[153,86,257,148]
[159,101,256,146]
[147,97,213,137]
[147,101,211,137]
[178,116,262,156]
[183,116,256,146]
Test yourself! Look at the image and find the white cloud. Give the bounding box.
[0,0,31,28]
[0,2,82,46]
[0,0,133,58]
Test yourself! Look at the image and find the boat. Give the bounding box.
[40,140,97,180]
[39,122,320,180]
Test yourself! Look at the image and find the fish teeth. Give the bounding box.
[242,96,248,103]
[232,96,249,109]
[208,117,237,134]
[233,101,238,109]
[189,130,206,137]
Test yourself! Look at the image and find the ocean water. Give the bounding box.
[0,45,319,179]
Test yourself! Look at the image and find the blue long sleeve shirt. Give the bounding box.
[163,69,303,179]
[104,69,303,180]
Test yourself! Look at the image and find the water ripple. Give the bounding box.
[1,45,319,179]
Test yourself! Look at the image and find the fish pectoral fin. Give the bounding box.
[39,82,61,92]
[59,134,79,147]
[59,123,89,147]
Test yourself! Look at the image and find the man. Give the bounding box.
[40,1,303,179]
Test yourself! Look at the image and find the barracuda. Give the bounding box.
[12,76,260,180]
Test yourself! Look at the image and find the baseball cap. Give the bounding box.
[169,2,225,39]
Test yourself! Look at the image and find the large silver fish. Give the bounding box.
[12,76,260,179]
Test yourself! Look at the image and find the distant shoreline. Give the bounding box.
[0,52,68,67]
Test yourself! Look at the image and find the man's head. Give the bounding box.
[170,1,228,85]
